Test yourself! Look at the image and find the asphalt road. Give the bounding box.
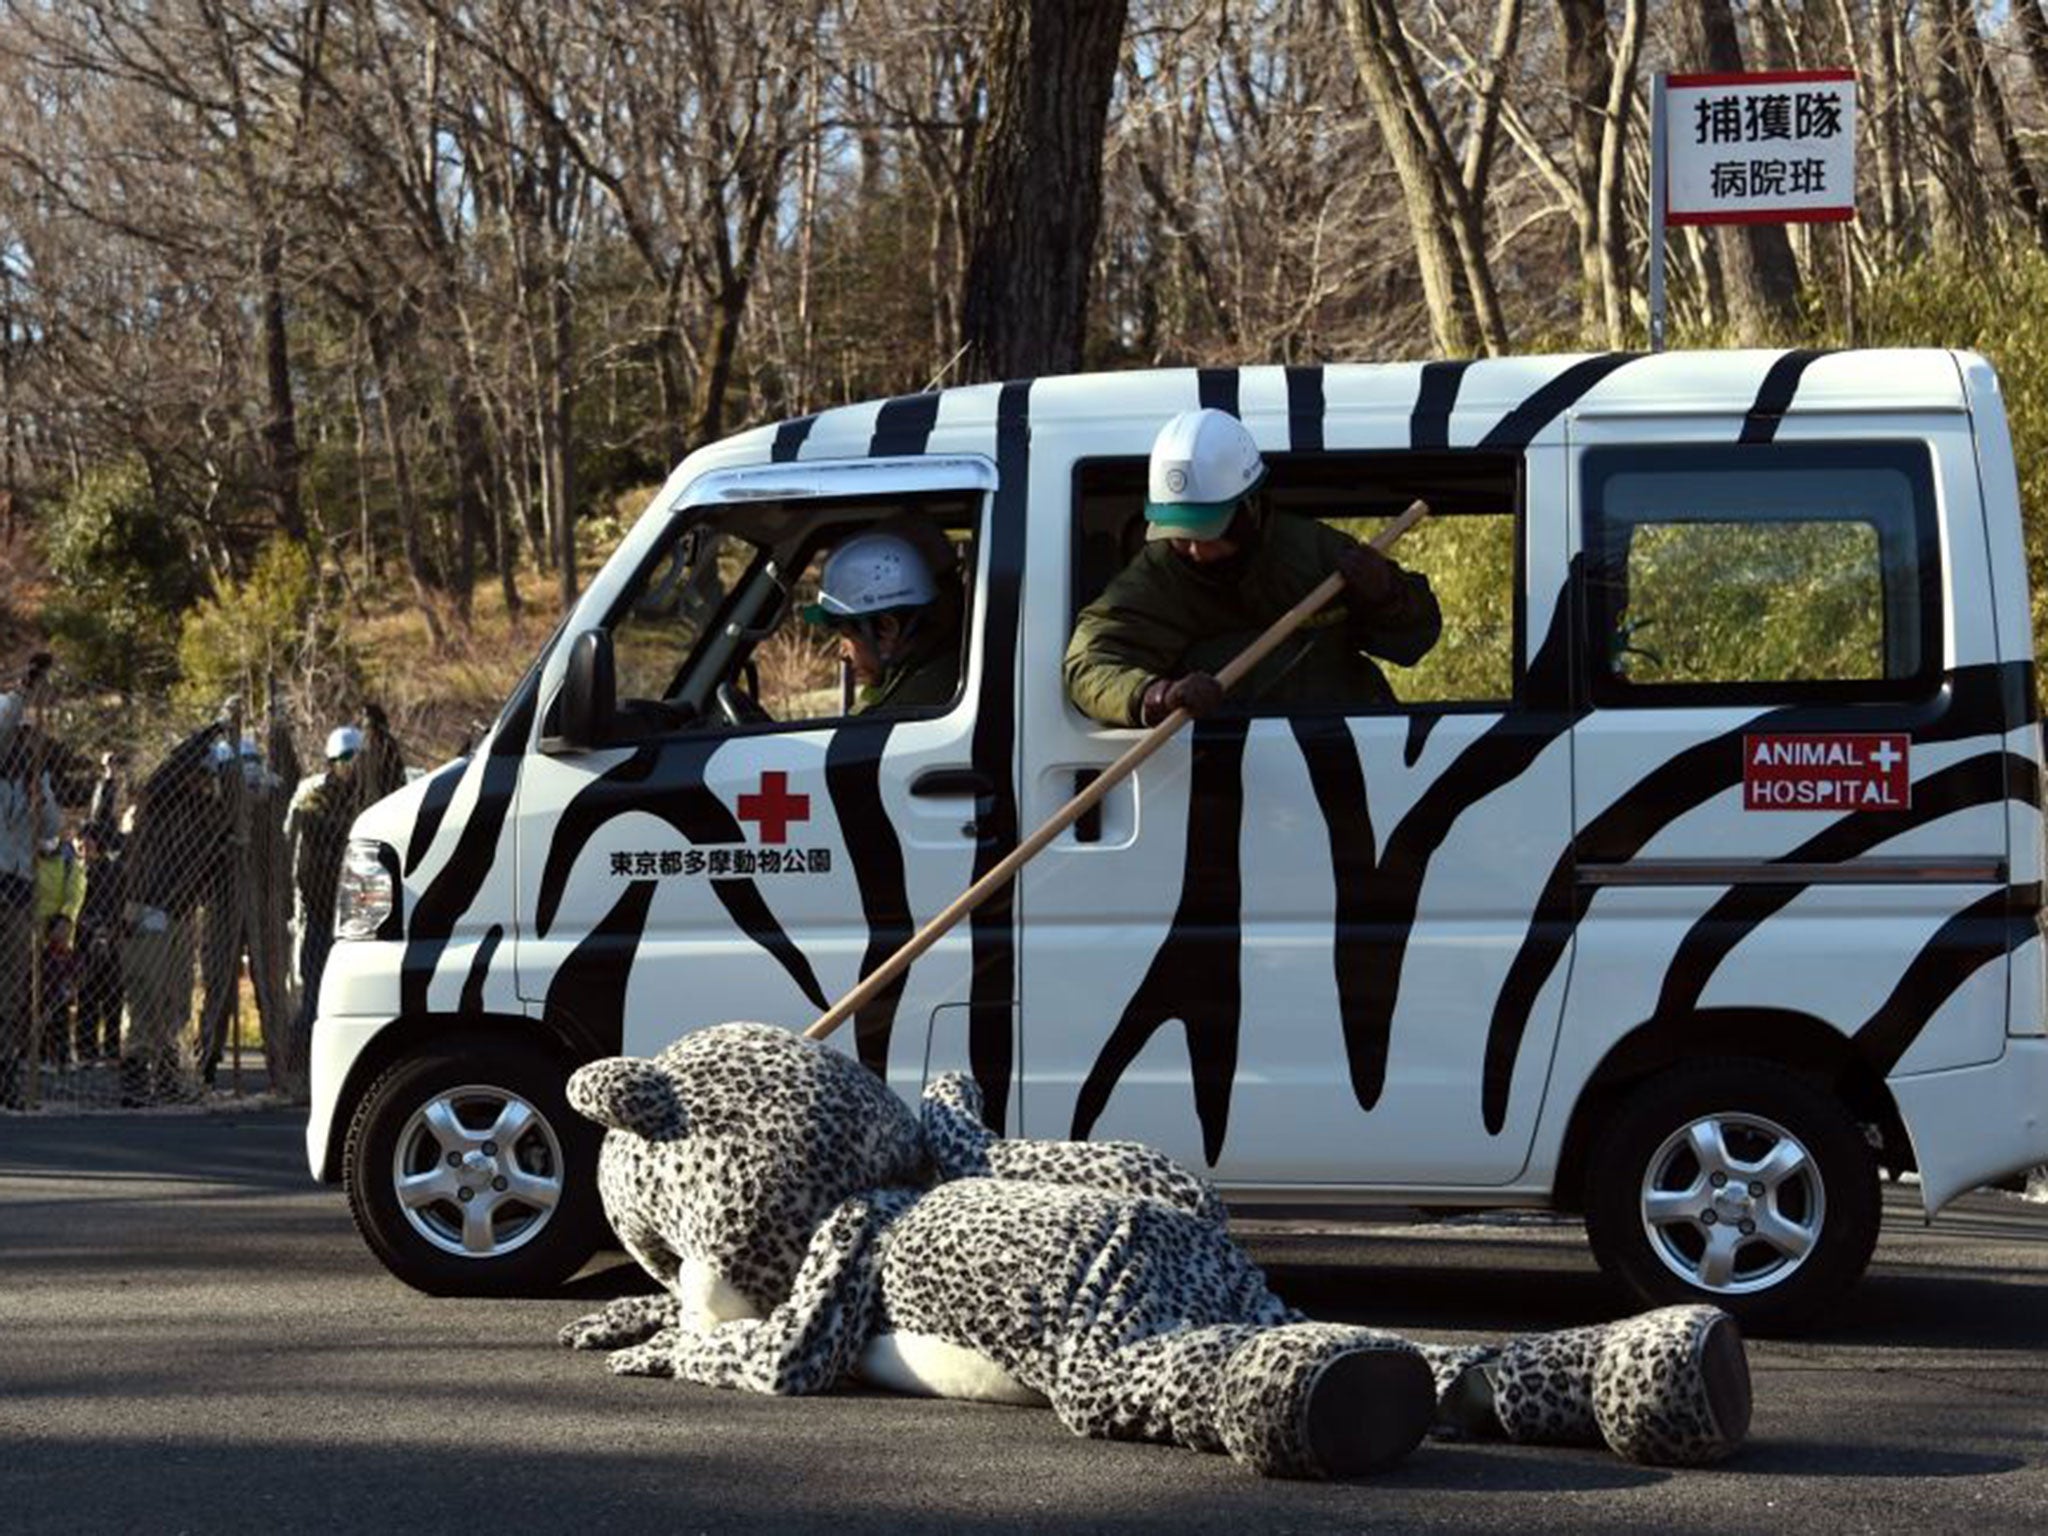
[2,1109,2044,1534]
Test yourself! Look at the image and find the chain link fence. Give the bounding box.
[1,658,419,1114]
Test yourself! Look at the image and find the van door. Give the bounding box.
[512,458,1005,1107]
[1551,419,2012,1096]
[1017,438,1578,1187]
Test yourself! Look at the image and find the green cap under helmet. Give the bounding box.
[1144,407,1268,541]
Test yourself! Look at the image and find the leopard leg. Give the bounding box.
[1429,1307,1752,1466]
[1050,1323,1434,1480]
[1591,1306,1752,1466]
[558,1294,682,1352]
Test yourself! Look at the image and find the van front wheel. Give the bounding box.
[1582,1059,1879,1334]
[344,1037,606,1295]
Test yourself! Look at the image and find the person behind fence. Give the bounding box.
[89,748,128,831]
[34,829,86,1065]
[120,727,231,1107]
[288,725,361,1039]
[194,736,244,1088]
[74,819,125,1066]
[358,703,409,809]
[40,912,79,1062]
[0,691,59,1109]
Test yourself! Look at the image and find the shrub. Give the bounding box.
[38,460,198,693]
[175,536,360,718]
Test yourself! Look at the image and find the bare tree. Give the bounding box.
[1688,0,1801,341]
[959,0,1129,380]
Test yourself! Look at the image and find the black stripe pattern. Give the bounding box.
[1409,360,1470,449]
[401,685,536,1019]
[1072,718,1250,1161]
[961,379,1034,1132]
[404,757,470,877]
[869,392,942,457]
[533,738,828,1012]
[825,722,914,1078]
[1739,350,1832,444]
[770,415,817,463]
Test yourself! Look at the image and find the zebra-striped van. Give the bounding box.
[308,348,2048,1330]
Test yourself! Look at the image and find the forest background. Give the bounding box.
[2,0,2045,768]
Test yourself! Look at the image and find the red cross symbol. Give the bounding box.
[736,770,810,845]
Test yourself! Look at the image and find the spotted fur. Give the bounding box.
[560,1026,1750,1477]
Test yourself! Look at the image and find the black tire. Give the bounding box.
[343,1035,606,1296]
[1582,1058,1879,1335]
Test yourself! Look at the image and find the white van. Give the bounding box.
[308,349,2048,1329]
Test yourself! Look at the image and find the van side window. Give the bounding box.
[1581,442,1941,705]
[1069,451,1521,714]
[600,491,981,738]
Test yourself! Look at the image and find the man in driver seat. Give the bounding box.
[803,530,964,715]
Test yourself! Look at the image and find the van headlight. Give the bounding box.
[336,840,399,940]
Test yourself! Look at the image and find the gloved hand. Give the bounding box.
[1336,541,1397,608]
[1139,671,1225,726]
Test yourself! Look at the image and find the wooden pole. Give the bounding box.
[804,499,1431,1043]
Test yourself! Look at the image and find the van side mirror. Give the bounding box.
[559,629,616,751]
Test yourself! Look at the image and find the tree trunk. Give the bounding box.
[958,0,1129,381]
[1958,4,2048,251]
[444,373,491,624]
[364,316,447,650]
[259,227,307,545]
[1595,0,1646,348]
[1556,0,1611,335]
[1340,0,1477,354]
[2019,2,2048,99]
[546,254,577,614]
[1922,0,1986,252]
[1690,0,1802,341]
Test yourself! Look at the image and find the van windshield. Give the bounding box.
[610,523,765,708]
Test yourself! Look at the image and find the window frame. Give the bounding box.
[1577,439,1944,711]
[1066,449,1529,720]
[596,488,987,742]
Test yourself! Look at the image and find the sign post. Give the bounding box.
[1648,68,1858,350]
[1649,72,1669,351]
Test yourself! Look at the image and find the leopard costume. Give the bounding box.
[560,1024,1751,1479]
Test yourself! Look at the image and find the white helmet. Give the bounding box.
[803,532,937,625]
[325,725,364,761]
[208,738,236,770]
[1145,408,1266,541]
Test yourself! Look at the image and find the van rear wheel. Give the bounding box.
[1582,1059,1879,1334]
[344,1037,606,1296]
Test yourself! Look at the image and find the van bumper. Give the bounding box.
[1889,1037,2048,1214]
[305,1013,400,1183]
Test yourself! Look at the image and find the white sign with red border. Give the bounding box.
[1665,69,1856,226]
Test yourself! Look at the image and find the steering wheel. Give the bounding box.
[715,679,772,728]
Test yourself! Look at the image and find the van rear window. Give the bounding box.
[1581,442,1941,706]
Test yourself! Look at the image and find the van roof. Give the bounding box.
[702,347,1972,472]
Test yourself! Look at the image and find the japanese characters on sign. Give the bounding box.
[608,846,834,878]
[1665,69,1856,226]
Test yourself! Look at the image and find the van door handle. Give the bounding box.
[1073,768,1103,844]
[909,767,994,799]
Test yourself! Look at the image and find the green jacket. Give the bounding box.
[855,630,962,715]
[1063,513,1442,726]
